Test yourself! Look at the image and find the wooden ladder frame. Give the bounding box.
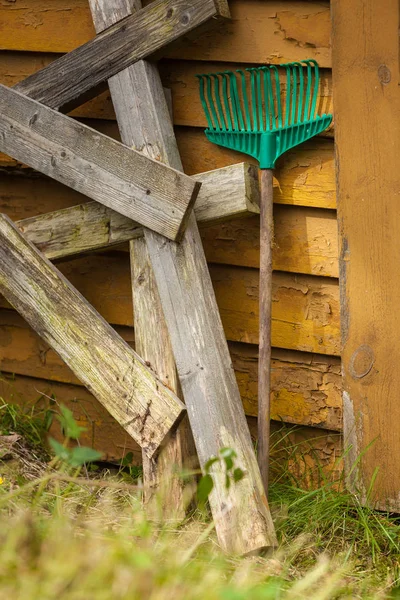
[0,0,277,553]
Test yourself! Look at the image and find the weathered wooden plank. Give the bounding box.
[13,0,229,111]
[0,53,334,132]
[0,84,199,242]
[332,0,400,510]
[202,207,339,277]
[15,163,260,261]
[0,0,331,67]
[0,310,342,431]
[0,129,336,211]
[89,0,196,521]
[98,7,277,553]
[0,255,340,353]
[0,215,185,457]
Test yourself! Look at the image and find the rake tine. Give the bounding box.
[229,71,245,130]
[211,74,226,130]
[303,60,313,121]
[246,68,258,131]
[308,59,319,119]
[270,66,282,129]
[196,75,214,130]
[219,72,233,131]
[284,65,291,127]
[206,74,221,130]
[294,62,304,123]
[238,70,252,131]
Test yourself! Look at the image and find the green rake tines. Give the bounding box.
[196,60,332,169]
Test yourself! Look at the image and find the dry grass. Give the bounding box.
[0,402,400,599]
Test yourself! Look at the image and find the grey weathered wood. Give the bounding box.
[92,4,277,552]
[0,214,185,458]
[89,0,197,520]
[13,0,229,113]
[131,236,197,519]
[16,163,260,261]
[0,84,199,242]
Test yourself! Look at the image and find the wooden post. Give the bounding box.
[331,0,400,508]
[89,0,277,553]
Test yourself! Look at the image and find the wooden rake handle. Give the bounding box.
[258,168,274,493]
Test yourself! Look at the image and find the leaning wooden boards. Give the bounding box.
[0,215,185,457]
[0,84,199,241]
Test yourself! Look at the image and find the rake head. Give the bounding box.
[196,60,332,169]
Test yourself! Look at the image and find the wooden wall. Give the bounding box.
[0,0,342,478]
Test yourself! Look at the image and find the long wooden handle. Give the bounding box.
[258,168,274,493]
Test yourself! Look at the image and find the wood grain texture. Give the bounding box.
[0,255,340,354]
[0,53,334,132]
[13,0,229,111]
[258,169,274,491]
[89,0,195,521]
[0,129,336,211]
[95,9,277,553]
[0,310,342,431]
[332,0,400,510]
[0,0,331,67]
[15,163,260,261]
[201,207,338,277]
[0,215,185,457]
[0,373,342,487]
[0,85,199,241]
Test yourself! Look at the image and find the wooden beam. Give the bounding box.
[94,8,277,553]
[332,0,400,509]
[15,163,260,261]
[12,0,229,112]
[0,214,185,458]
[0,84,199,242]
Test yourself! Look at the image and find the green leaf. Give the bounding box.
[204,456,219,472]
[69,446,103,467]
[58,404,86,440]
[49,437,71,462]
[220,448,236,471]
[197,473,213,503]
[225,473,231,490]
[233,468,245,483]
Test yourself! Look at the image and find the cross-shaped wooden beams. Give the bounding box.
[0,0,277,553]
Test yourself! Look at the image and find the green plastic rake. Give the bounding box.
[197,60,332,492]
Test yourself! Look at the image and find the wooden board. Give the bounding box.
[0,215,185,457]
[0,84,200,242]
[14,196,338,277]
[13,0,229,111]
[0,0,331,67]
[0,373,342,487]
[15,163,260,261]
[331,0,400,510]
[0,133,336,211]
[0,254,341,355]
[202,207,338,277]
[0,310,342,431]
[0,53,334,131]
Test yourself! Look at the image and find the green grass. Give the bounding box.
[1,401,400,599]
